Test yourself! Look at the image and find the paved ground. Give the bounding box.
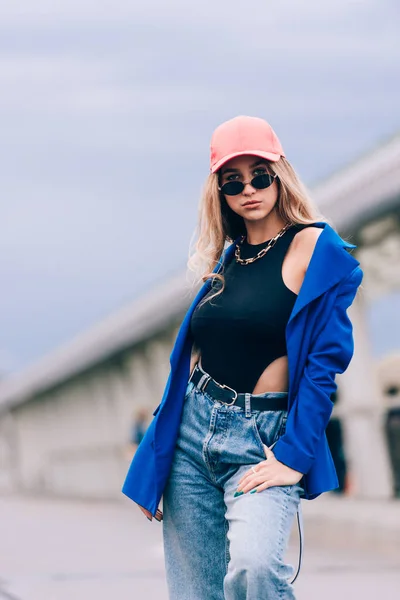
[0,494,399,599]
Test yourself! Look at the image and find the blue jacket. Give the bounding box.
[122,221,363,514]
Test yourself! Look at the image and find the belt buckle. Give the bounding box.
[213,381,238,406]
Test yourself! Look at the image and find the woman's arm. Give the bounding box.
[272,265,364,475]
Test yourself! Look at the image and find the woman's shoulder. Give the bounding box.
[293,223,324,246]
[291,221,324,235]
[290,223,324,270]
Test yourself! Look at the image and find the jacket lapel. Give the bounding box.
[169,221,360,369]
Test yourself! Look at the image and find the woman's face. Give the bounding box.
[218,154,279,223]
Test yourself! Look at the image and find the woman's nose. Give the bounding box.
[242,181,257,195]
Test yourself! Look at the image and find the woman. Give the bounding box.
[122,115,364,599]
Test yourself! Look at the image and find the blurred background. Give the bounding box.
[0,1,399,599]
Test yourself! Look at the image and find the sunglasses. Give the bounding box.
[218,173,278,196]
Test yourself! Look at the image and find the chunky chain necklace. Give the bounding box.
[235,222,292,265]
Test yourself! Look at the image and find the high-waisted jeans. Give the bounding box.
[162,377,304,600]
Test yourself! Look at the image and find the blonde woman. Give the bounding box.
[122,115,363,599]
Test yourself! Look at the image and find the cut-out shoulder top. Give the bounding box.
[189,223,320,393]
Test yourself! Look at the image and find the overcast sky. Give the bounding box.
[1,1,399,374]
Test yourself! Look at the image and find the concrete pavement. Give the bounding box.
[0,493,399,599]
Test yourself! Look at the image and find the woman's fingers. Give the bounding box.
[138,505,163,521]
[235,473,267,495]
[237,460,267,486]
[139,506,152,520]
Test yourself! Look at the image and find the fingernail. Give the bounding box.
[233,491,244,497]
[146,516,152,521]
[250,489,257,494]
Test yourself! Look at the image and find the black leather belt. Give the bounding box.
[189,364,288,411]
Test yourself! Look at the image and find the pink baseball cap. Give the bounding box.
[210,115,285,173]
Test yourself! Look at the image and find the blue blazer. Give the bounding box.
[122,221,363,514]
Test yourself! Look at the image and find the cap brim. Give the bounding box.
[211,150,283,173]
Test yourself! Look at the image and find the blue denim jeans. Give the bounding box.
[162,379,304,600]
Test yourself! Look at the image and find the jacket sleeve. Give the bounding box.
[272,265,364,475]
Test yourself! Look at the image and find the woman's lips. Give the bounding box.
[242,201,262,208]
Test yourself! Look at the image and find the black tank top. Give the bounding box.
[189,223,320,393]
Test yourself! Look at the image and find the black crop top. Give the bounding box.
[189,223,320,393]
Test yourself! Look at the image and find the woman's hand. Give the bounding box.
[235,444,303,495]
[138,504,163,522]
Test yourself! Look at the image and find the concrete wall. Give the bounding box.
[0,333,174,499]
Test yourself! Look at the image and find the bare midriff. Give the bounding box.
[189,347,289,394]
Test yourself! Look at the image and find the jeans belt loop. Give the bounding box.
[244,392,252,418]
[198,373,211,393]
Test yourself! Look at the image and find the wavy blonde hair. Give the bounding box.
[187,156,331,307]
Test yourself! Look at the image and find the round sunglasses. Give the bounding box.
[218,172,278,196]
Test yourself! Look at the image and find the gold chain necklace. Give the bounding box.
[235,222,292,265]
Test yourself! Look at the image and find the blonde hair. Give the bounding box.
[187,156,331,307]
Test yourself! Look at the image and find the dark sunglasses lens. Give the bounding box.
[220,181,244,196]
[252,173,274,189]
[220,174,275,195]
